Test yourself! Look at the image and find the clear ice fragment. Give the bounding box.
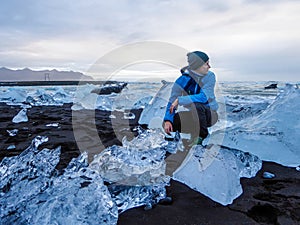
[6,129,18,136]
[173,144,262,205]
[12,108,28,123]
[0,136,118,225]
[262,171,275,179]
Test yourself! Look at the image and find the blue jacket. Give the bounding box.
[164,68,219,123]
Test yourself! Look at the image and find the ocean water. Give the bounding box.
[0,80,299,224]
[0,82,161,111]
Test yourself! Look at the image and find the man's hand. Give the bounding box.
[164,121,173,135]
[170,98,179,114]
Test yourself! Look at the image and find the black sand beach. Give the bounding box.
[0,103,299,224]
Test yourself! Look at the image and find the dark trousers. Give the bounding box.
[172,103,218,139]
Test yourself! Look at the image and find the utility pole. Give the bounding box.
[44,73,50,81]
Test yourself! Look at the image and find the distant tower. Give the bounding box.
[44,73,50,81]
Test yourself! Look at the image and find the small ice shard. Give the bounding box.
[123,112,135,120]
[45,123,59,127]
[6,129,18,136]
[262,171,275,179]
[7,145,16,150]
[296,166,300,171]
[108,184,167,213]
[12,108,28,123]
[109,114,116,119]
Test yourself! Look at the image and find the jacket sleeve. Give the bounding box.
[178,72,216,106]
[163,76,188,123]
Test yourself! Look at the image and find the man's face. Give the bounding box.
[195,61,211,75]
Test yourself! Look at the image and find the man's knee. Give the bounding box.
[210,111,218,127]
[194,103,207,113]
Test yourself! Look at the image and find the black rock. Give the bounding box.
[264,83,277,89]
[91,82,128,95]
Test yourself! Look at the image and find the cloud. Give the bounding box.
[0,0,299,81]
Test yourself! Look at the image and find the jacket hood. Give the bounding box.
[180,66,206,81]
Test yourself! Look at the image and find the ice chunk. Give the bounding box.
[35,89,56,105]
[72,84,101,110]
[45,123,59,127]
[123,112,135,120]
[72,89,113,111]
[12,108,28,123]
[1,88,27,103]
[173,144,262,205]
[108,184,167,213]
[138,81,172,128]
[6,129,18,136]
[132,96,153,109]
[90,128,183,212]
[29,154,118,225]
[90,141,169,186]
[212,84,300,167]
[6,145,16,150]
[25,87,72,106]
[121,128,183,154]
[109,114,117,119]
[262,171,275,179]
[0,136,118,225]
[53,87,72,103]
[96,95,113,111]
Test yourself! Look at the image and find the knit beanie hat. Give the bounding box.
[187,51,209,70]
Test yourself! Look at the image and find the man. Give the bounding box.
[163,51,218,145]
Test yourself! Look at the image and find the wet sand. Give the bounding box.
[0,103,299,224]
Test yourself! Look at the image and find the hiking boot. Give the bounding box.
[188,136,204,147]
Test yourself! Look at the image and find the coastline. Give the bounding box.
[0,80,120,86]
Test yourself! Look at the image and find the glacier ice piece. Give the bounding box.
[53,87,72,103]
[90,129,171,186]
[262,171,275,179]
[132,96,153,109]
[108,184,167,213]
[72,84,113,111]
[1,88,27,103]
[25,88,57,106]
[6,129,18,136]
[211,84,300,167]
[0,136,118,225]
[24,87,71,106]
[6,145,16,150]
[123,112,135,120]
[109,114,116,119]
[45,123,60,127]
[138,81,172,128]
[12,108,28,123]
[173,144,262,205]
[90,128,183,212]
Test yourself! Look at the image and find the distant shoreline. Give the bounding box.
[0,80,119,86]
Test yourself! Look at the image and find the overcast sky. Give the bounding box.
[0,0,299,81]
